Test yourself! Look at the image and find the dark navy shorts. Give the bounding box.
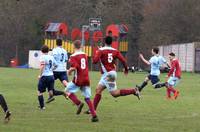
[38,76,55,93]
[53,71,68,82]
[147,75,160,85]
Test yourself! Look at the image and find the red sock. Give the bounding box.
[120,89,135,96]
[166,88,171,98]
[85,98,96,117]
[169,86,176,94]
[93,94,101,110]
[68,93,81,106]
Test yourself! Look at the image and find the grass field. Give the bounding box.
[0,67,200,132]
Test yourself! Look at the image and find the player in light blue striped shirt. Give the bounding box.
[46,39,69,103]
[38,45,57,109]
[136,47,168,92]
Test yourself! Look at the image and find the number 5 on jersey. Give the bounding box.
[108,53,113,63]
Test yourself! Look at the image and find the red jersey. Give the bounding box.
[93,46,128,74]
[69,51,90,86]
[168,59,181,78]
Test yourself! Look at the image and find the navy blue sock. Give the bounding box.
[38,95,44,108]
[53,89,64,96]
[155,83,167,89]
[0,94,8,112]
[139,81,148,91]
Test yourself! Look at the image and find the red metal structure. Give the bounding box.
[106,24,128,50]
[45,23,68,39]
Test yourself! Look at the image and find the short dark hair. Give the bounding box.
[169,52,175,57]
[108,30,112,34]
[73,40,81,49]
[105,36,112,45]
[152,47,159,54]
[56,39,62,46]
[41,45,49,53]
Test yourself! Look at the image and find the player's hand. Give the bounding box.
[139,53,144,59]
[67,70,71,76]
[38,75,41,80]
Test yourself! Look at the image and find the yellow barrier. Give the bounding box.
[119,41,128,52]
[44,39,128,56]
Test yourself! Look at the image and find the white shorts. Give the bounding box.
[167,77,180,87]
[98,71,117,92]
[65,82,91,98]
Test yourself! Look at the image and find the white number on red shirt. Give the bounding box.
[81,58,86,69]
[108,53,113,63]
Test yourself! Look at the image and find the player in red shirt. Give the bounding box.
[85,36,140,114]
[165,52,181,99]
[155,52,181,99]
[64,40,98,122]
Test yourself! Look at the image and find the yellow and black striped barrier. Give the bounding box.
[44,39,128,57]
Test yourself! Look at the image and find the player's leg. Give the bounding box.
[38,92,45,109]
[37,77,46,109]
[154,82,167,89]
[84,84,105,115]
[65,82,84,114]
[51,72,65,96]
[81,86,99,122]
[52,89,65,96]
[93,84,105,110]
[166,87,171,99]
[105,71,140,99]
[46,76,56,103]
[151,75,160,88]
[60,72,69,99]
[0,94,11,121]
[167,77,180,99]
[136,75,150,92]
[110,88,140,99]
[93,75,107,111]
[60,71,69,87]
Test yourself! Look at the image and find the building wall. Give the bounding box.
[159,43,195,72]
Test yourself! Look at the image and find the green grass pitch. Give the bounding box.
[0,67,200,132]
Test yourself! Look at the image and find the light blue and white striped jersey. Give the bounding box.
[52,47,68,72]
[149,56,160,76]
[40,54,55,76]
[158,55,167,67]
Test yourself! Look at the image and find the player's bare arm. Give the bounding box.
[38,62,45,79]
[139,53,151,65]
[67,67,76,76]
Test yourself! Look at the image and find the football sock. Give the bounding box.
[0,94,8,113]
[68,93,81,106]
[166,88,171,98]
[139,81,148,91]
[93,94,101,110]
[53,89,64,96]
[154,83,167,89]
[120,89,135,96]
[169,87,176,94]
[85,98,96,117]
[38,95,44,108]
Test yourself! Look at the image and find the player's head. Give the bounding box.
[169,52,175,61]
[56,39,62,46]
[73,40,82,50]
[105,36,112,46]
[152,47,159,55]
[41,45,49,54]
